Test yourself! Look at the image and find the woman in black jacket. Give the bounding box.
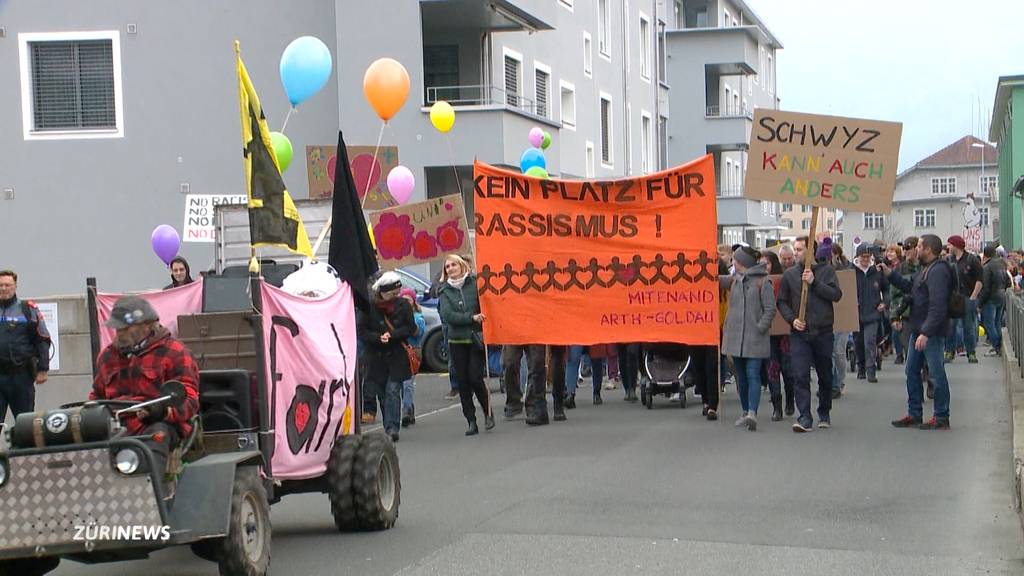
[357,271,415,442]
[438,254,494,435]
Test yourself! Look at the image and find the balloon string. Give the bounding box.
[446,134,463,198]
[280,106,295,134]
[360,122,387,210]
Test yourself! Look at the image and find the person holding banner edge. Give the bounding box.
[438,254,495,436]
[776,237,842,433]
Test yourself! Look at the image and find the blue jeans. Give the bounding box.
[372,378,401,434]
[566,345,584,395]
[982,302,1005,350]
[891,324,903,358]
[732,357,763,414]
[905,332,950,419]
[790,331,834,426]
[590,357,606,393]
[402,377,415,414]
[946,298,978,355]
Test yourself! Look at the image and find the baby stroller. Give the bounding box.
[638,343,694,409]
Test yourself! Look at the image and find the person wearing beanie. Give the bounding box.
[398,288,427,427]
[722,247,776,431]
[776,236,842,432]
[853,243,889,384]
[944,235,982,363]
[357,270,416,442]
[978,243,1008,356]
[815,237,834,263]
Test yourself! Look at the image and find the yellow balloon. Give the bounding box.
[429,101,455,133]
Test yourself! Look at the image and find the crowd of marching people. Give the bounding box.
[356,233,1017,439]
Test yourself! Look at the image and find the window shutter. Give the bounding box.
[601,99,611,163]
[535,69,549,118]
[504,56,520,107]
[31,39,114,130]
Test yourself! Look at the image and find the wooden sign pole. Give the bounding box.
[797,206,820,324]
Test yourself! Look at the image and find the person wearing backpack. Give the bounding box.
[0,269,52,421]
[721,246,776,431]
[978,244,1008,357]
[944,236,983,363]
[883,234,955,430]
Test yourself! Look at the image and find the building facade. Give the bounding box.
[777,203,839,244]
[840,135,998,253]
[990,75,1024,250]
[1,0,784,296]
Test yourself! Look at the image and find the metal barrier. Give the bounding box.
[1007,291,1024,378]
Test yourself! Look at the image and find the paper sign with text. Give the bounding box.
[745,109,902,214]
[370,194,470,268]
[473,158,720,346]
[183,194,247,243]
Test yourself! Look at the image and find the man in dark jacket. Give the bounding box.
[853,244,888,383]
[978,244,1008,357]
[944,235,982,363]
[0,270,51,421]
[885,234,954,430]
[777,237,843,432]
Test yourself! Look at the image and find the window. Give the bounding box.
[503,49,522,108]
[675,0,686,28]
[658,115,668,170]
[981,175,998,197]
[803,205,811,213]
[19,31,124,139]
[763,201,770,217]
[930,177,956,195]
[827,219,834,228]
[724,158,734,195]
[424,45,460,103]
[757,46,764,85]
[598,0,611,57]
[766,54,773,93]
[560,81,576,129]
[722,8,730,27]
[782,203,793,211]
[639,14,651,80]
[782,218,793,229]
[695,8,708,27]
[585,141,596,178]
[802,219,811,230]
[770,202,776,217]
[862,213,884,229]
[723,85,732,115]
[583,32,593,77]
[534,63,550,118]
[640,112,653,173]
[600,94,613,166]
[657,24,666,82]
[914,209,936,228]
[979,207,990,227]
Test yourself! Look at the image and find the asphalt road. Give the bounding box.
[32,352,1024,575]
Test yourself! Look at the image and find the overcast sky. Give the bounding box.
[751,0,1024,171]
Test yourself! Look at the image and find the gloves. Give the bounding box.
[141,403,169,424]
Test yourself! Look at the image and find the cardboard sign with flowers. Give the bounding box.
[369,194,470,267]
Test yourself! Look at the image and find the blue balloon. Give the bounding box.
[279,36,333,107]
[520,148,547,174]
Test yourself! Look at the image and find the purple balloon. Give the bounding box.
[528,127,544,149]
[151,225,181,266]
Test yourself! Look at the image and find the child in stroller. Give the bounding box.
[638,343,694,409]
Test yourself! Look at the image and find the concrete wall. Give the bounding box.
[0,1,339,297]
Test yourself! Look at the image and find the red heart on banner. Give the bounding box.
[350,154,382,200]
[326,155,338,183]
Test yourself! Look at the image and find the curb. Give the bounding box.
[1001,327,1024,513]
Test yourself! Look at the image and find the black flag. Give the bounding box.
[328,131,379,312]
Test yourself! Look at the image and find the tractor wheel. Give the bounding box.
[216,466,271,576]
[0,557,60,576]
[353,432,401,531]
[327,434,363,531]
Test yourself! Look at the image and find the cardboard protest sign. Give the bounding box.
[745,110,902,214]
[369,194,470,267]
[306,144,398,209]
[768,268,859,335]
[473,158,719,346]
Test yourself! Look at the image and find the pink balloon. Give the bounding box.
[528,127,544,149]
[350,154,382,199]
[387,165,415,205]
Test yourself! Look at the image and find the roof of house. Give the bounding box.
[897,135,997,179]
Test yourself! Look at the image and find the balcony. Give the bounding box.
[425,84,554,122]
[666,26,761,77]
[420,0,555,34]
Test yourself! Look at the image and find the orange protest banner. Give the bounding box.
[473,157,719,346]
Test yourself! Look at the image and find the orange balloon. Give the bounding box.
[363,58,410,122]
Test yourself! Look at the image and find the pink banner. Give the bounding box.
[260,280,357,480]
[95,280,205,350]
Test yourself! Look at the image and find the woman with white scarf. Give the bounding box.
[438,254,494,435]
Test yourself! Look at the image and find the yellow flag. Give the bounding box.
[236,43,313,258]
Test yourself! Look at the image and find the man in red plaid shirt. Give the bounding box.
[92,296,200,479]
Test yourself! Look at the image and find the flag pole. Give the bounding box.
[310,122,387,258]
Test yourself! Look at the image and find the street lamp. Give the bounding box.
[972,142,988,245]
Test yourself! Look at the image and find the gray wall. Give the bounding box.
[0,1,339,296]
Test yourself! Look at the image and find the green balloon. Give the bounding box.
[525,166,549,179]
[270,131,293,173]
[541,131,552,150]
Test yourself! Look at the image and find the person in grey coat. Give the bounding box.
[722,246,777,431]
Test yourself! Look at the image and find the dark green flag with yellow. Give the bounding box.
[236,43,313,258]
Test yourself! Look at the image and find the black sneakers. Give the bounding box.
[525,410,550,426]
[919,417,950,430]
[891,415,922,428]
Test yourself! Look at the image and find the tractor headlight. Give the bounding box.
[0,458,8,487]
[114,449,140,475]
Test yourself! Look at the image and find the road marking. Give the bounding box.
[364,402,462,432]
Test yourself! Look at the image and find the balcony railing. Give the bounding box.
[426,84,548,118]
[717,185,744,198]
[706,103,752,119]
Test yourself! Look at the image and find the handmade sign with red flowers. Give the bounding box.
[369,194,470,267]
